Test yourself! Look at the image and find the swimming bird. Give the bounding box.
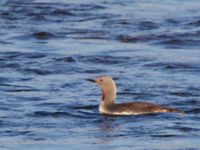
[88,76,183,115]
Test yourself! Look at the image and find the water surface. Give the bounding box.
[0,0,200,150]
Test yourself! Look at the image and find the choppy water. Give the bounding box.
[0,0,200,150]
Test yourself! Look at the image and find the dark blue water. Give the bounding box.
[0,0,200,149]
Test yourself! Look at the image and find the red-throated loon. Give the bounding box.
[88,76,183,115]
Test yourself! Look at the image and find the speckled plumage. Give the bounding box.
[100,102,183,115]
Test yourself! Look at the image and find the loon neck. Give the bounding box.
[98,78,117,113]
[101,88,116,106]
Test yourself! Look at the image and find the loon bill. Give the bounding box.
[87,76,184,115]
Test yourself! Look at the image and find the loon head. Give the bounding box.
[88,76,117,104]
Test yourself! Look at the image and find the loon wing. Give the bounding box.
[109,102,183,114]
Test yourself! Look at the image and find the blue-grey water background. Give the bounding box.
[0,0,200,150]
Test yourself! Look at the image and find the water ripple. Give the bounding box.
[0,0,200,149]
